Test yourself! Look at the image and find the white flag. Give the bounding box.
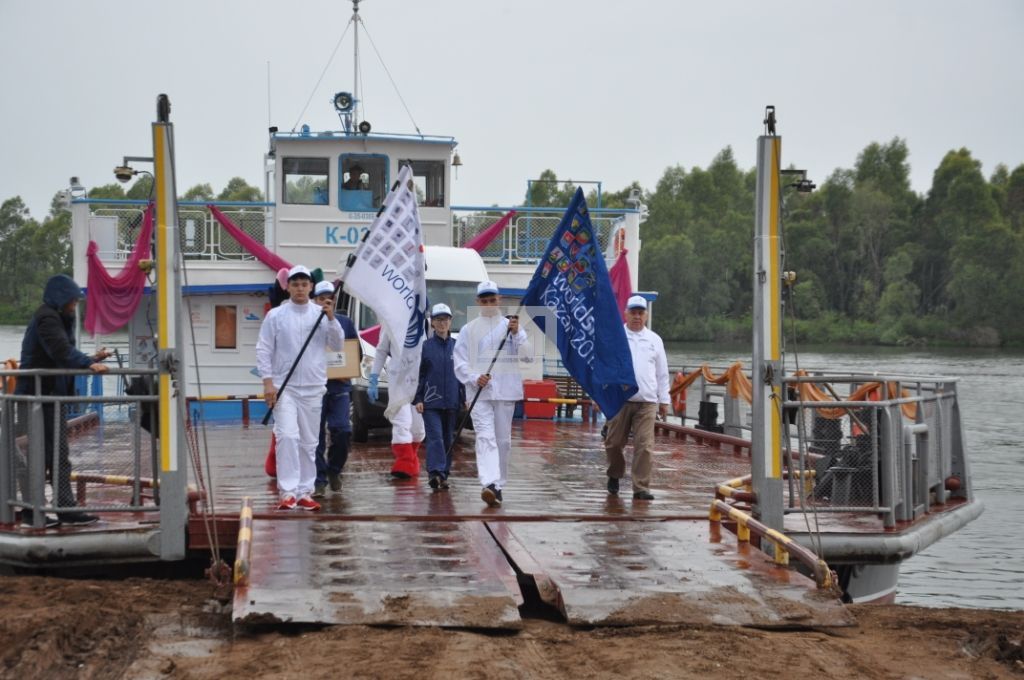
[342,165,428,418]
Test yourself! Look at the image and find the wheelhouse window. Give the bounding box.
[399,159,445,207]
[282,157,329,205]
[339,154,388,212]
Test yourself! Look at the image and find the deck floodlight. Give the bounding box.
[358,120,372,134]
[334,91,354,113]
[114,166,136,183]
[69,176,85,194]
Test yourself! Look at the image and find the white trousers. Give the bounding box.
[273,386,324,499]
[472,400,515,489]
[390,402,425,444]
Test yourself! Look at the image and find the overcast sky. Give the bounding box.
[1,0,1021,219]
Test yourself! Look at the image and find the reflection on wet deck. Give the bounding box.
[210,420,849,628]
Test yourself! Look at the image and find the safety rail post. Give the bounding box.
[27,391,47,529]
[0,398,13,525]
[233,497,254,587]
[710,498,835,590]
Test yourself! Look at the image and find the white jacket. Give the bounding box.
[256,300,344,389]
[625,325,670,405]
[453,314,528,402]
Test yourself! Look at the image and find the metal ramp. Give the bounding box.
[233,519,523,628]
[490,521,852,627]
[233,515,851,629]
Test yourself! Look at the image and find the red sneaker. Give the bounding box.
[277,495,297,510]
[296,496,321,512]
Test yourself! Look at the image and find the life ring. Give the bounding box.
[671,371,687,415]
[4,358,17,394]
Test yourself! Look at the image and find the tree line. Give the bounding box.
[3,141,1023,345]
[527,140,1024,346]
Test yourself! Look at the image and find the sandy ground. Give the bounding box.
[0,575,1021,680]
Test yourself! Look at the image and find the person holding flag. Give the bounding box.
[604,295,670,501]
[454,281,528,508]
[256,265,345,511]
[339,165,430,479]
[520,186,638,433]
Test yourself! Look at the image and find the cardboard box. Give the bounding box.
[326,338,362,380]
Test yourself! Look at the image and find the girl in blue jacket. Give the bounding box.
[414,303,464,490]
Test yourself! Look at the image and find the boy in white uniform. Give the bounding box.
[256,265,344,510]
[453,281,528,507]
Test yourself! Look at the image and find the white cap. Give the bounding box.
[314,281,334,297]
[626,294,647,310]
[476,280,499,296]
[431,303,453,317]
[287,264,312,281]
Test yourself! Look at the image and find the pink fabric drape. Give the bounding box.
[608,248,632,322]
[85,205,155,335]
[208,205,291,272]
[463,210,516,252]
[359,324,381,347]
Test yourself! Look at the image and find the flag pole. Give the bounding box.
[446,303,523,457]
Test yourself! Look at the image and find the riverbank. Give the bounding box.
[1,575,1021,679]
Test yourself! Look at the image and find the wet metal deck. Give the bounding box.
[234,519,523,627]
[214,420,850,628]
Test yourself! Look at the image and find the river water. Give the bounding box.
[2,327,1020,610]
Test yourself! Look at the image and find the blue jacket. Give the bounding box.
[415,334,463,410]
[16,275,95,396]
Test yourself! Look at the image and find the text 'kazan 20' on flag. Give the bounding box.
[521,188,638,419]
[342,165,428,418]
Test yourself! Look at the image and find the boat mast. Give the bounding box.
[352,0,361,128]
[751,106,784,537]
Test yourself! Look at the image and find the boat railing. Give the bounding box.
[452,206,629,265]
[781,374,971,528]
[1,366,164,529]
[81,199,272,263]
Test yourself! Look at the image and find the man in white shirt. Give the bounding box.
[256,265,345,511]
[605,295,670,501]
[454,281,528,507]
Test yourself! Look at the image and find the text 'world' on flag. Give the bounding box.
[521,187,638,419]
[341,165,428,418]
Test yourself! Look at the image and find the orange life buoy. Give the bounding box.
[4,358,17,394]
[851,384,881,437]
[671,371,687,415]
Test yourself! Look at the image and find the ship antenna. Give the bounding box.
[359,14,423,136]
[289,6,355,132]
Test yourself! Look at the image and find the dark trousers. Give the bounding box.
[423,408,457,478]
[315,386,351,485]
[16,402,76,510]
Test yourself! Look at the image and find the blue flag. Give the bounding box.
[521,188,638,419]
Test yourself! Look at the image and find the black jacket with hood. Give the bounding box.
[15,275,96,396]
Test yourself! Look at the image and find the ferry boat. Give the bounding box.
[0,3,982,620]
